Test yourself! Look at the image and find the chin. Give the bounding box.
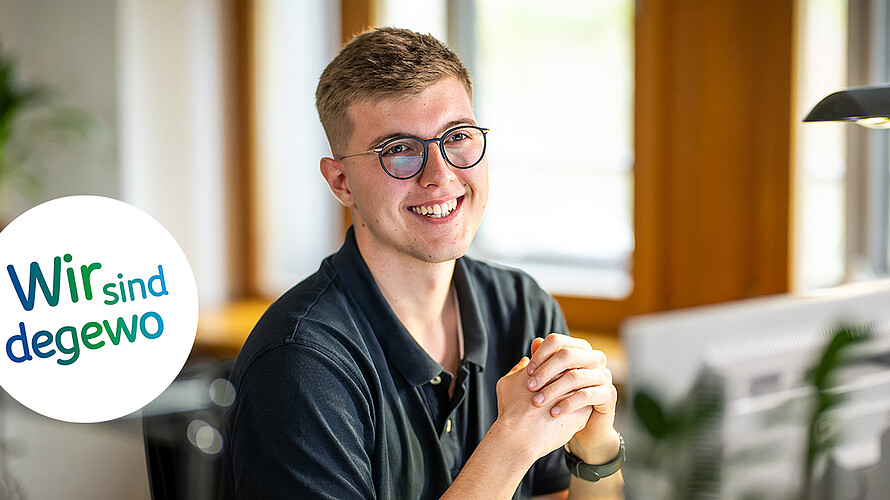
[413,237,474,263]
[418,251,466,264]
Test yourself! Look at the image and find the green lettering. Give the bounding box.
[55,326,80,365]
[128,278,147,301]
[81,322,104,350]
[80,262,102,300]
[103,282,119,305]
[103,315,138,345]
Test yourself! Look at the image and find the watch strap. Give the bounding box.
[563,432,625,482]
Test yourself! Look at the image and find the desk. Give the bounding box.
[195,300,626,385]
[194,299,271,360]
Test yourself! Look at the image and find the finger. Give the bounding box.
[530,337,545,357]
[532,368,612,407]
[527,333,596,375]
[528,347,606,391]
[592,383,619,416]
[550,384,617,417]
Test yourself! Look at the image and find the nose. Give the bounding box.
[418,141,456,187]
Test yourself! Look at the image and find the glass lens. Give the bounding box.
[380,138,424,178]
[442,127,485,168]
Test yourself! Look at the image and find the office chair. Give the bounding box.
[143,359,234,500]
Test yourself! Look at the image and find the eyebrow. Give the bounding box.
[365,118,478,149]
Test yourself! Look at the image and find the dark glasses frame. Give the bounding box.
[338,125,490,180]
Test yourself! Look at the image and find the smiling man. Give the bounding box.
[220,28,624,499]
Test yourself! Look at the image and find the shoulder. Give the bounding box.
[230,263,372,394]
[459,255,558,310]
[221,270,380,498]
[456,256,567,347]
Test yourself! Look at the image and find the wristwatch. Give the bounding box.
[563,432,625,482]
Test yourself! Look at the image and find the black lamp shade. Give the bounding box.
[804,83,890,122]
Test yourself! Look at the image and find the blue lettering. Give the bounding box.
[140,311,164,339]
[6,258,61,311]
[6,323,32,363]
[32,329,56,358]
[148,265,168,297]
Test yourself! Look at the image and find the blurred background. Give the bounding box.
[0,0,884,498]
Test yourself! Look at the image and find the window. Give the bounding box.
[795,0,890,291]
[379,0,636,299]
[795,0,847,289]
[251,0,341,297]
[243,0,798,334]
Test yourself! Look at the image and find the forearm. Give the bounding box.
[441,421,537,500]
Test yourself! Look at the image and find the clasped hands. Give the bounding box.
[495,333,620,464]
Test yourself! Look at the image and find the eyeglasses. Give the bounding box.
[338,125,490,180]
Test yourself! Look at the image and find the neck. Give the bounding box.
[358,237,455,329]
[355,232,460,372]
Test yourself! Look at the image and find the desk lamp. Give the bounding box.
[804,83,890,128]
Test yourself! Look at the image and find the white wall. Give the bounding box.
[0,0,120,220]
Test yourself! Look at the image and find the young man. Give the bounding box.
[221,28,623,499]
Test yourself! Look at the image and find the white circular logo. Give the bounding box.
[0,196,198,423]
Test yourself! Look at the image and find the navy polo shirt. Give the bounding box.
[220,228,571,499]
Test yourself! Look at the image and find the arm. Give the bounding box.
[225,343,376,499]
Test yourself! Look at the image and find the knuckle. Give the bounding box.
[595,367,613,384]
[546,332,561,341]
[580,386,598,401]
[592,349,607,367]
[592,385,615,406]
[565,389,583,405]
[566,389,590,410]
[567,369,586,384]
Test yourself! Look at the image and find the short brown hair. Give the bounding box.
[315,27,473,155]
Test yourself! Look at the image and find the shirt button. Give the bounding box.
[430,375,442,385]
[445,419,452,433]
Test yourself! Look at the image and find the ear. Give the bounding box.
[320,157,354,208]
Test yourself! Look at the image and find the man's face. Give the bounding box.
[339,76,489,265]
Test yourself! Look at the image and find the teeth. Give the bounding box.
[411,198,458,218]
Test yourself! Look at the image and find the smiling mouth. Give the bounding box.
[409,197,460,218]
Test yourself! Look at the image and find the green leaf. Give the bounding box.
[633,391,672,439]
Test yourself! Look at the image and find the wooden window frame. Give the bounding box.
[567,0,795,334]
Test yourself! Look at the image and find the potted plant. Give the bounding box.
[0,45,94,227]
[629,325,872,499]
